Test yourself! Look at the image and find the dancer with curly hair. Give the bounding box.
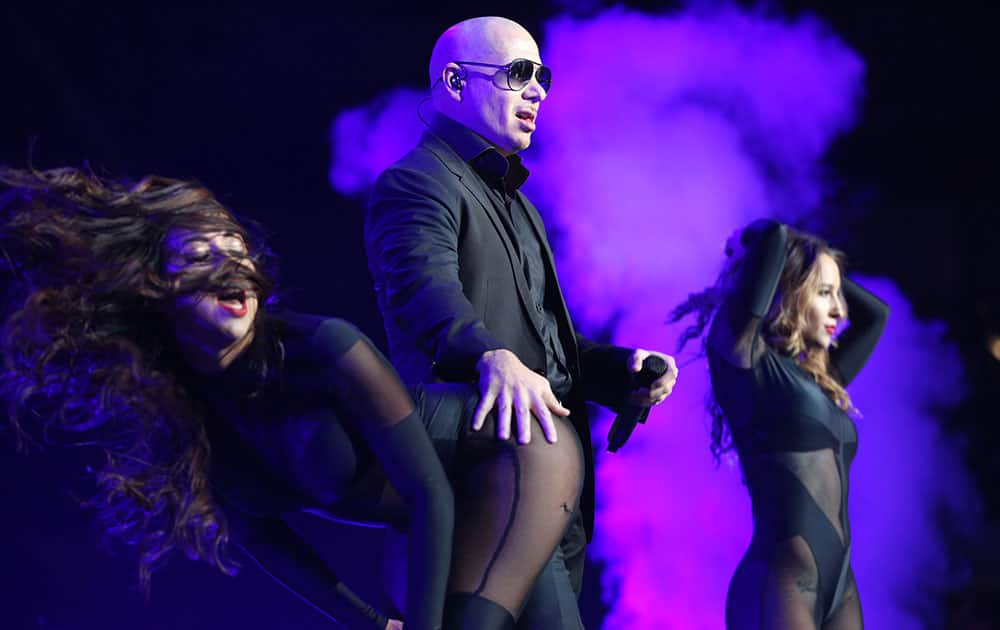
[0,166,583,630]
[671,220,888,629]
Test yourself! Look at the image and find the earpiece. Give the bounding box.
[448,73,463,91]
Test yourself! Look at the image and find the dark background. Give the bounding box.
[2,1,997,627]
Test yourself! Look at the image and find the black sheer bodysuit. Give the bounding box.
[707,222,888,628]
[192,312,582,629]
[191,312,452,630]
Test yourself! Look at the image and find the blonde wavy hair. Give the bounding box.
[763,235,852,412]
[672,225,853,460]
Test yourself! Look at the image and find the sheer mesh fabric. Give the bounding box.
[727,459,845,630]
[707,221,887,628]
[447,412,584,619]
[319,331,584,626]
[726,545,859,629]
[723,313,848,544]
[757,450,847,543]
[717,313,853,629]
[823,570,863,630]
[319,327,453,630]
[329,336,417,431]
[727,537,819,629]
[196,316,457,629]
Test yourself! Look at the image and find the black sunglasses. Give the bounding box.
[454,58,552,93]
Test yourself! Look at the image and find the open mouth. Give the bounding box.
[217,289,249,317]
[515,110,536,128]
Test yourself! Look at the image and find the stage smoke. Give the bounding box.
[329,4,979,627]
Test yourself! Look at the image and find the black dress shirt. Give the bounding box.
[430,114,572,397]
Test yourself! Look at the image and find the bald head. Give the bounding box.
[428,17,534,86]
[427,16,547,155]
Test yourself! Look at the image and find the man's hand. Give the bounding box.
[627,349,678,407]
[471,349,570,444]
[385,620,404,630]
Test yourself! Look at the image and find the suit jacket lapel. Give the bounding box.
[423,134,547,347]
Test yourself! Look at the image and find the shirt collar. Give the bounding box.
[430,113,530,191]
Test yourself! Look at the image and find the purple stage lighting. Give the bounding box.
[329,5,979,628]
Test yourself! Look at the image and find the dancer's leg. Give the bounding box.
[417,384,584,629]
[516,527,586,630]
[447,411,583,612]
[823,569,862,630]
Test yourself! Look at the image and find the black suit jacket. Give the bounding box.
[365,119,633,538]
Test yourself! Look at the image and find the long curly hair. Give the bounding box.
[0,165,275,590]
[671,225,852,461]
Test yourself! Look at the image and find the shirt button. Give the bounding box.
[535,303,544,313]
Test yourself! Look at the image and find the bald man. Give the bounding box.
[366,17,678,628]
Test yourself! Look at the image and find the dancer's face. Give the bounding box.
[163,228,259,354]
[802,252,845,350]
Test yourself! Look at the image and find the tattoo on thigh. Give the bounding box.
[796,578,818,594]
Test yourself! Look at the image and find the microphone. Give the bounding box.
[607,355,667,453]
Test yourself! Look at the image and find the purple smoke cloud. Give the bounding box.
[329,5,978,627]
[844,277,978,628]
[329,89,426,196]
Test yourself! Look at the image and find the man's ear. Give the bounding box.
[442,63,465,100]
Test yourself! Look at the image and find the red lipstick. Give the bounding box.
[217,290,248,317]
[219,301,248,317]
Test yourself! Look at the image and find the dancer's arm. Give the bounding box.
[830,277,889,385]
[234,515,393,629]
[708,220,789,367]
[317,319,453,630]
